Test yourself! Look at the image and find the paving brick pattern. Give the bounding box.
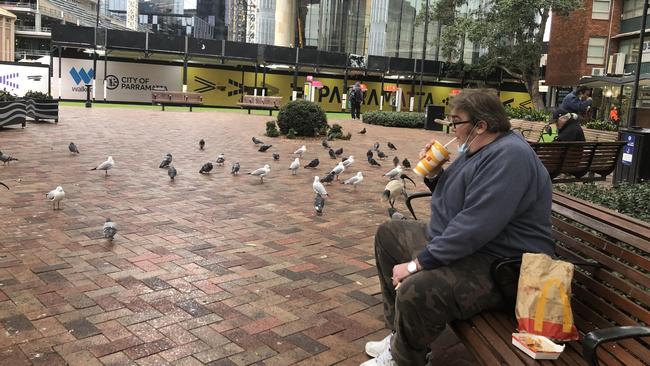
[0,107,476,365]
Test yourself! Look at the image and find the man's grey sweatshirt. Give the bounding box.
[417,131,555,269]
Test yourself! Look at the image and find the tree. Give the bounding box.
[425,0,582,110]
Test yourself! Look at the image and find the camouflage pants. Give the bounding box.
[374,220,504,366]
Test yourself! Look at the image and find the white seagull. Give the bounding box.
[46,186,65,210]
[342,172,364,189]
[91,156,114,176]
[293,145,307,157]
[383,165,403,180]
[248,164,271,183]
[288,158,300,175]
[342,155,355,167]
[313,176,328,198]
[330,161,346,180]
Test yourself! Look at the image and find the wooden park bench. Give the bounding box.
[529,141,625,183]
[236,95,282,116]
[510,119,554,142]
[151,91,203,112]
[405,191,650,366]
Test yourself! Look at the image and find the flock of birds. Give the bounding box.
[1,126,421,242]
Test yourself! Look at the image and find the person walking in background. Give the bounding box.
[609,106,620,125]
[560,86,592,116]
[350,82,363,120]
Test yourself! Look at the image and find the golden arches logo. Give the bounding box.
[533,278,573,333]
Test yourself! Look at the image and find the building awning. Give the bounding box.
[579,74,650,86]
[611,29,650,39]
[0,8,17,19]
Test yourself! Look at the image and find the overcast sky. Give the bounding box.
[185,0,196,9]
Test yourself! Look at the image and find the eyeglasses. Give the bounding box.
[449,119,473,129]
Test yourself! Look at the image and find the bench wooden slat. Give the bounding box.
[481,312,544,366]
[453,320,512,365]
[473,315,533,365]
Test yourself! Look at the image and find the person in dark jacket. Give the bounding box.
[555,112,586,142]
[349,82,363,119]
[560,86,592,115]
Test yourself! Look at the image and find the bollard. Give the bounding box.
[85,84,92,108]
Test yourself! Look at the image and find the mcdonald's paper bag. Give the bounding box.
[515,253,579,341]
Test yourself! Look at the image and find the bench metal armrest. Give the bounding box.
[405,192,432,220]
[582,326,650,366]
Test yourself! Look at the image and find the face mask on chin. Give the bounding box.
[457,123,479,154]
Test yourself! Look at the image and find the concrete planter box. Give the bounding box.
[0,101,27,128]
[25,99,59,123]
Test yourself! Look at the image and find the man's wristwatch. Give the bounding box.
[407,261,418,274]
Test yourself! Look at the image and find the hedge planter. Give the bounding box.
[0,101,26,128]
[25,99,59,123]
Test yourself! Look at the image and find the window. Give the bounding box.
[622,0,645,20]
[619,38,639,64]
[593,0,611,20]
[587,37,606,64]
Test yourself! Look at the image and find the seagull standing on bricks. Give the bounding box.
[342,155,354,167]
[46,186,65,210]
[383,165,403,180]
[342,172,363,189]
[293,145,307,157]
[330,161,345,180]
[289,158,300,175]
[249,164,270,183]
[91,156,114,176]
[313,176,328,198]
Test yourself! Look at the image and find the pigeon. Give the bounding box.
[334,148,343,156]
[384,165,403,180]
[91,156,114,176]
[328,149,336,159]
[377,150,387,160]
[252,137,264,145]
[69,142,80,154]
[314,194,325,216]
[159,153,172,168]
[259,144,272,152]
[0,152,18,165]
[342,172,363,189]
[293,145,307,157]
[289,158,300,175]
[388,207,407,220]
[199,162,213,174]
[393,156,400,167]
[366,150,373,161]
[168,165,177,180]
[320,172,335,185]
[272,153,280,161]
[359,128,366,134]
[0,181,8,190]
[322,139,331,149]
[372,142,380,151]
[46,186,65,210]
[342,155,354,167]
[330,162,345,180]
[103,218,117,240]
[249,164,270,183]
[304,158,319,169]
[402,158,412,169]
[368,157,381,167]
[231,162,241,175]
[199,139,205,150]
[313,176,328,197]
[388,142,397,150]
[216,153,225,166]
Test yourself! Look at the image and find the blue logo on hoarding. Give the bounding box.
[69,67,94,85]
[0,73,19,89]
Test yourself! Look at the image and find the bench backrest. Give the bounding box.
[152,92,202,103]
[551,192,650,365]
[530,141,625,182]
[241,95,282,106]
[510,119,619,142]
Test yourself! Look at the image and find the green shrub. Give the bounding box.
[277,99,327,137]
[286,128,297,139]
[0,90,17,102]
[505,106,550,122]
[265,121,280,137]
[556,183,650,222]
[24,90,51,100]
[318,124,329,136]
[362,111,424,128]
[584,119,618,131]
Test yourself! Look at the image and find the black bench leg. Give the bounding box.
[268,110,272,117]
[248,109,251,114]
[161,104,165,111]
[190,105,193,112]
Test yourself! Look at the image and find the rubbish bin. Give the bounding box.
[614,128,650,184]
[424,104,444,131]
[85,84,93,108]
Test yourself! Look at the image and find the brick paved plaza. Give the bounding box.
[0,107,474,365]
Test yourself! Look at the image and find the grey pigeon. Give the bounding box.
[388,142,397,150]
[304,158,319,168]
[231,162,240,175]
[328,148,336,159]
[402,158,411,169]
[393,156,400,167]
[367,150,373,161]
[334,148,343,156]
[216,153,225,166]
[103,218,117,240]
[322,139,331,149]
[314,194,325,216]
[388,208,407,220]
[358,128,366,134]
[373,142,380,151]
[272,153,280,161]
[159,153,172,168]
[369,157,381,167]
[252,137,264,145]
[258,144,272,152]
[69,142,80,154]
[199,162,213,174]
[199,139,205,150]
[377,150,387,160]
[320,172,335,185]
[168,166,177,180]
[0,151,18,165]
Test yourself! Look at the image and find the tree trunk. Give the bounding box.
[523,69,545,111]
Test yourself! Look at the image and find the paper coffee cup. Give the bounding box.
[413,140,450,177]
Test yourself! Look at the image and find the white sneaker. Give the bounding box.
[360,346,397,366]
[364,333,393,358]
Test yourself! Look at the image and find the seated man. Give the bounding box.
[554,112,586,142]
[363,89,555,366]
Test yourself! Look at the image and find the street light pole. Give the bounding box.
[628,0,649,128]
